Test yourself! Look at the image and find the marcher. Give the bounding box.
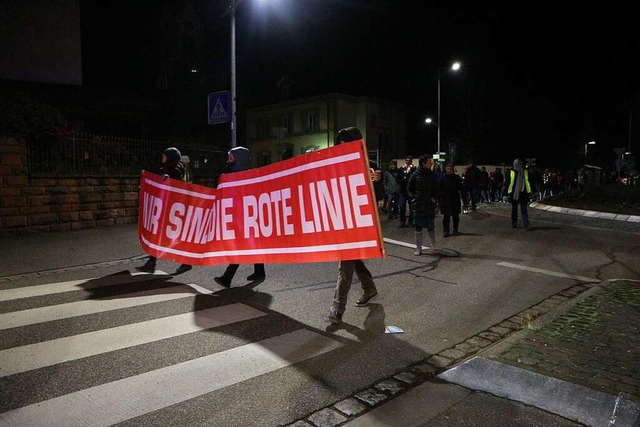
[407,154,438,255]
[328,127,380,324]
[507,158,532,229]
[398,155,417,228]
[383,160,401,219]
[438,164,463,237]
[214,146,266,287]
[137,147,193,275]
[465,160,482,210]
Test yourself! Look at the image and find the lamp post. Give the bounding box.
[424,117,438,152]
[584,140,596,158]
[223,0,247,148]
[436,61,461,158]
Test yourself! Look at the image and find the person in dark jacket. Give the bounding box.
[327,127,379,324]
[407,154,438,255]
[507,158,532,229]
[438,164,463,237]
[214,146,266,287]
[136,147,193,275]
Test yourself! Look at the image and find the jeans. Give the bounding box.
[510,194,529,227]
[333,260,377,313]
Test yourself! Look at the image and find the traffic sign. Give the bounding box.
[208,91,231,124]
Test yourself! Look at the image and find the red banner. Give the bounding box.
[137,140,385,265]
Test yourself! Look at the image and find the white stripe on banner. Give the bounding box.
[0,303,265,377]
[0,285,212,330]
[0,329,343,427]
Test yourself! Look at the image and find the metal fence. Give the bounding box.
[27,132,227,179]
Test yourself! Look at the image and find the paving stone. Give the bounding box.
[454,341,479,354]
[393,371,419,384]
[306,408,347,427]
[427,354,452,368]
[439,348,466,361]
[354,388,388,406]
[466,336,492,348]
[410,362,436,376]
[285,421,314,427]
[333,397,367,416]
[374,378,405,394]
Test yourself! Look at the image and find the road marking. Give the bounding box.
[0,271,173,302]
[0,303,266,377]
[0,329,343,427]
[497,262,599,283]
[0,284,212,330]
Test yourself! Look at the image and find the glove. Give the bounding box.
[161,174,169,181]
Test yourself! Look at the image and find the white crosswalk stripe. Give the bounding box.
[0,275,343,426]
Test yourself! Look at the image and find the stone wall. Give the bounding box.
[0,136,140,236]
[1,136,220,235]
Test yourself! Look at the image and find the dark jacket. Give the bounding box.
[438,173,463,216]
[407,167,438,219]
[159,160,190,182]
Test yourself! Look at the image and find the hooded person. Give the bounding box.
[327,127,379,324]
[136,147,193,274]
[507,158,531,229]
[214,146,266,288]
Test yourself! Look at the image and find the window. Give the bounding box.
[305,110,317,132]
[370,114,377,129]
[257,117,270,139]
[380,105,392,120]
[282,115,292,133]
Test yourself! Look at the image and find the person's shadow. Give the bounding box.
[325,303,386,341]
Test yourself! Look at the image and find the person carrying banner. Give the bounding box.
[214,146,266,288]
[328,127,380,324]
[136,147,193,275]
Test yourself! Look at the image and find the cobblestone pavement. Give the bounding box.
[492,279,640,405]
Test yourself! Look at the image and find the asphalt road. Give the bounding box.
[1,202,638,426]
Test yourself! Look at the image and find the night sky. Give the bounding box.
[81,1,638,168]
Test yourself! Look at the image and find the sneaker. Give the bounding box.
[355,292,378,307]
[452,230,459,236]
[247,273,266,281]
[443,232,450,238]
[328,307,343,324]
[174,264,192,275]
[214,277,231,288]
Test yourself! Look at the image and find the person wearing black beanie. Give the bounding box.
[213,146,266,288]
[136,147,193,275]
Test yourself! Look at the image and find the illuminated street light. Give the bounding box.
[584,140,596,157]
[436,61,461,158]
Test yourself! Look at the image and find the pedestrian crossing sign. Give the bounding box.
[208,91,231,124]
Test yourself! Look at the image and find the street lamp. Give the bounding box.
[436,61,461,157]
[222,1,241,148]
[584,140,596,158]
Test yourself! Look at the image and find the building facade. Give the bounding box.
[244,93,409,169]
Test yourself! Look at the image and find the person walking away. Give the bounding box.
[383,160,401,219]
[438,164,463,237]
[507,158,532,229]
[494,167,505,202]
[465,160,482,210]
[214,146,266,287]
[407,154,438,255]
[137,147,193,275]
[397,156,417,227]
[328,127,380,324]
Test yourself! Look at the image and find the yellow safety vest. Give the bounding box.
[508,169,531,194]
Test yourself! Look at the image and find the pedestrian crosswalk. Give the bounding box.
[0,273,344,426]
